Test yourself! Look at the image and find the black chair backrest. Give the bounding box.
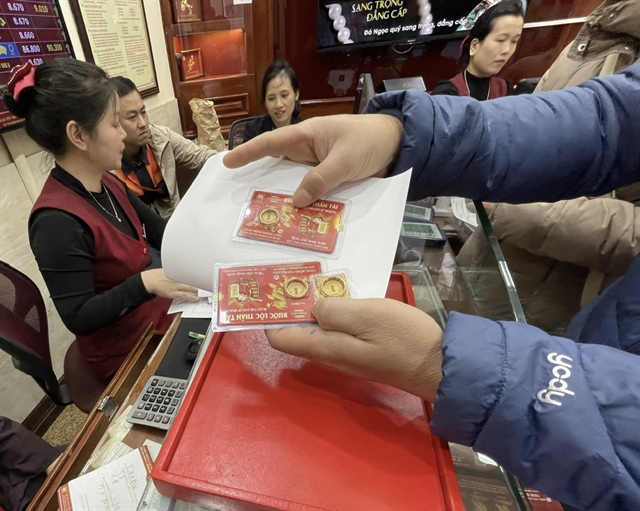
[0,261,71,406]
[513,77,541,95]
[353,73,375,114]
[228,116,262,149]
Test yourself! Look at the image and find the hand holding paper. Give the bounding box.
[162,153,410,299]
[222,114,404,207]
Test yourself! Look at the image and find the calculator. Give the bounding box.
[127,376,188,430]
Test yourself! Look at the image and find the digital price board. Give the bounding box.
[0,0,73,131]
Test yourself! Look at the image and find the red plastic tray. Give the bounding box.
[153,272,463,510]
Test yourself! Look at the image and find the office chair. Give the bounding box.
[0,261,105,412]
[227,116,261,150]
[512,77,541,95]
[353,73,375,114]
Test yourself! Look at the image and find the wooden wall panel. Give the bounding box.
[274,0,603,100]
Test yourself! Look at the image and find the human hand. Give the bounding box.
[141,269,199,302]
[266,298,443,402]
[223,114,403,207]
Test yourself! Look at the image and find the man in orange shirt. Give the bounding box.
[112,77,216,219]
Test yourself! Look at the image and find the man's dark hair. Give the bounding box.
[111,76,139,98]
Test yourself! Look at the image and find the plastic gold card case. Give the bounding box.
[212,262,358,331]
[311,269,356,300]
[212,260,323,331]
[232,188,351,258]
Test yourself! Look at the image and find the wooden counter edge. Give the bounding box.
[27,315,182,511]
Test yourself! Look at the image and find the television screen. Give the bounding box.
[317,0,524,51]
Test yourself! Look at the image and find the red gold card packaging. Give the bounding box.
[213,261,323,330]
[233,189,350,257]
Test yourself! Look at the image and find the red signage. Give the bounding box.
[0,0,73,130]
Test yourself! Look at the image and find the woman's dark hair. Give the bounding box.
[459,0,524,70]
[261,60,301,118]
[3,58,115,156]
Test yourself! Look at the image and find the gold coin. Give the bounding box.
[259,207,280,226]
[319,275,348,297]
[284,278,309,299]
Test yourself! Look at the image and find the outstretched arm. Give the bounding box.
[265,299,640,511]
[368,63,640,202]
[225,63,640,207]
[435,312,640,511]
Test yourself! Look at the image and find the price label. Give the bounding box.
[6,2,25,12]
[21,44,41,54]
[1,0,75,131]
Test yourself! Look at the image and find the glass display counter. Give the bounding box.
[395,199,562,511]
[32,199,561,511]
[158,0,272,138]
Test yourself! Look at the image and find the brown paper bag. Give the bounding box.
[189,98,227,151]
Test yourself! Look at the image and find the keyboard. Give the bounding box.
[127,376,188,430]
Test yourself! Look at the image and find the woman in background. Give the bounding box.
[243,60,303,143]
[3,59,197,383]
[432,0,524,100]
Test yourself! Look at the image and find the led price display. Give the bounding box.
[0,0,73,130]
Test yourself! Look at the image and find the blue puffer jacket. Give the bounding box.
[366,63,640,510]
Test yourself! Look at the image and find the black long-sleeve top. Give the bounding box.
[431,71,515,100]
[29,166,167,335]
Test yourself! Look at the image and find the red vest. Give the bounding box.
[31,172,172,381]
[449,72,508,99]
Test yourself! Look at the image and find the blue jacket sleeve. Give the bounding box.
[365,63,640,202]
[431,312,640,511]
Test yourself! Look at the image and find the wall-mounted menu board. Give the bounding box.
[0,0,74,131]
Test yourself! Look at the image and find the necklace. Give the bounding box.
[464,70,490,101]
[88,185,122,222]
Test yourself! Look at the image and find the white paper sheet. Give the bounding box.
[64,448,149,511]
[162,153,411,298]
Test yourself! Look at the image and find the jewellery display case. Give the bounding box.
[159,0,273,138]
[394,199,566,510]
[30,207,559,511]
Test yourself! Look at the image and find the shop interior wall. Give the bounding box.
[276,0,602,106]
[0,0,180,422]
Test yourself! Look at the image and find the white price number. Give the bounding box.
[21,44,41,54]
[7,2,25,12]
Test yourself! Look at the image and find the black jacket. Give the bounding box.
[243,114,304,143]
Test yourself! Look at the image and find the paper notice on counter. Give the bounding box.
[162,153,411,298]
[58,446,152,511]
